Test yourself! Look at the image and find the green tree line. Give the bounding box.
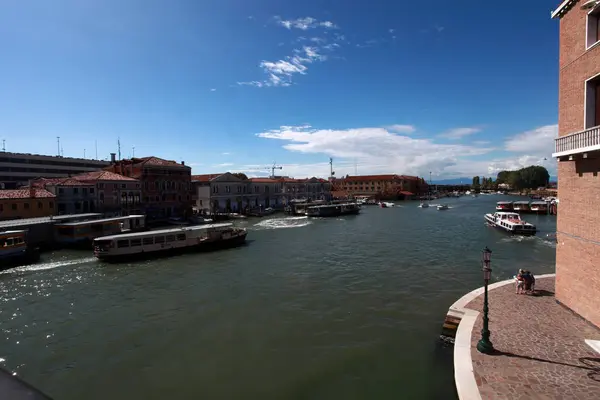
[471,165,550,191]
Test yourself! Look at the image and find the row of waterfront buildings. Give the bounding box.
[0,151,428,221]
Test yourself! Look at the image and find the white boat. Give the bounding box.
[418,202,429,208]
[437,204,449,211]
[496,201,513,211]
[484,212,536,236]
[379,202,395,208]
[93,223,247,263]
[530,201,549,214]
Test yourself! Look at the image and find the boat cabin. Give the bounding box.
[0,230,27,251]
[496,201,513,211]
[530,201,549,213]
[54,215,145,245]
[512,201,531,212]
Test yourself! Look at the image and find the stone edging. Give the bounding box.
[450,274,556,400]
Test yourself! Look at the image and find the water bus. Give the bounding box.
[0,230,40,270]
[484,212,537,236]
[305,203,360,217]
[93,223,247,262]
[496,201,513,211]
[512,201,531,213]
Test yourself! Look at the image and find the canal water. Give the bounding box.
[0,195,556,399]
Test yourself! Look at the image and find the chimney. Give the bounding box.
[181,161,185,166]
[30,186,35,198]
[110,153,116,164]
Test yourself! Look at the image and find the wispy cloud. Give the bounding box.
[213,162,234,167]
[209,88,217,92]
[438,127,483,139]
[254,123,558,179]
[221,152,231,156]
[274,16,338,30]
[387,125,416,134]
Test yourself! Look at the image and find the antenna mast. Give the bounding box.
[329,157,335,178]
[56,136,61,157]
[2,139,5,152]
[132,146,135,158]
[84,149,86,159]
[118,138,121,160]
[95,140,98,160]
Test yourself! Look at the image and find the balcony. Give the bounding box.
[553,126,600,160]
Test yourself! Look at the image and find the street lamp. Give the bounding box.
[477,246,495,354]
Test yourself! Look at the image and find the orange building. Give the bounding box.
[552,0,600,327]
[334,174,427,199]
[0,188,56,220]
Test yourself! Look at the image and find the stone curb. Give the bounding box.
[449,274,556,400]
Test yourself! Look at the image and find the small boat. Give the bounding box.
[0,230,40,271]
[437,204,449,211]
[484,212,536,236]
[496,201,513,211]
[379,202,395,208]
[530,201,549,214]
[305,203,360,217]
[93,223,247,262]
[418,202,429,208]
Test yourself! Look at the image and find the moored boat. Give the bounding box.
[496,201,513,211]
[484,212,536,236]
[512,201,531,213]
[0,230,40,270]
[418,202,429,208]
[93,223,247,262]
[437,204,449,211]
[305,203,360,217]
[530,201,549,214]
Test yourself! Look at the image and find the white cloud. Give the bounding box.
[254,123,558,179]
[209,88,216,92]
[504,124,557,155]
[213,163,234,168]
[221,152,231,156]
[274,16,338,30]
[387,125,416,134]
[438,127,482,139]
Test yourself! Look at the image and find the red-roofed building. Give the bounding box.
[551,0,600,327]
[73,171,142,215]
[334,174,427,199]
[0,188,56,220]
[30,177,96,215]
[104,155,191,219]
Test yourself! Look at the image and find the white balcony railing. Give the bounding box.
[553,125,600,159]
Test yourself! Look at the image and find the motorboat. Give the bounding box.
[437,204,449,211]
[484,212,536,236]
[496,201,513,211]
[418,202,429,208]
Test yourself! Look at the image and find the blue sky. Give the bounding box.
[0,0,559,179]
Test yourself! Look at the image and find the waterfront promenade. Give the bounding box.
[452,276,600,399]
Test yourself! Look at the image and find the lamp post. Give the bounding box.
[477,246,495,354]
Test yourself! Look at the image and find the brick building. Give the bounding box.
[333,174,427,199]
[73,171,142,215]
[104,155,191,220]
[551,0,600,327]
[31,177,96,215]
[0,188,55,220]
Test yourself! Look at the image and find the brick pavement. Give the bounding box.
[465,276,600,399]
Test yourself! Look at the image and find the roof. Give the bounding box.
[249,178,279,183]
[0,213,102,229]
[344,174,398,181]
[398,191,414,195]
[73,171,138,182]
[31,177,94,188]
[191,173,224,182]
[0,189,56,200]
[134,156,189,168]
[55,215,145,227]
[551,0,579,19]
[94,223,234,241]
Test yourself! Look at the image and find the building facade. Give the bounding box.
[104,155,191,219]
[552,0,600,327]
[0,188,56,220]
[31,178,97,215]
[194,173,331,213]
[334,174,426,199]
[73,171,142,215]
[0,152,109,189]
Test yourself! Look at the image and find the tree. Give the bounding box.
[472,176,481,192]
[232,173,248,180]
[496,166,550,190]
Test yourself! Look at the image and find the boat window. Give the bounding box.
[142,237,154,245]
[57,226,75,235]
[130,239,142,247]
[117,240,129,248]
[166,235,175,242]
[91,224,104,232]
[176,234,186,241]
[155,236,165,244]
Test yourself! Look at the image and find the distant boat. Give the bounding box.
[418,202,429,208]
[437,204,449,211]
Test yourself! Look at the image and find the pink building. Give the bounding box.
[74,171,142,215]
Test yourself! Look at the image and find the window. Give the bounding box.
[237,186,241,193]
[166,235,175,242]
[58,188,64,194]
[117,240,129,248]
[142,237,154,245]
[99,183,105,189]
[11,204,17,210]
[121,184,126,189]
[83,188,87,195]
[225,186,231,193]
[24,203,29,209]
[49,202,54,208]
[587,7,600,49]
[212,185,219,194]
[90,188,94,194]
[73,188,78,194]
[130,239,142,247]
[155,236,165,244]
[585,75,600,128]
[176,233,186,241]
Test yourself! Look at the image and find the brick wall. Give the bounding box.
[556,6,600,328]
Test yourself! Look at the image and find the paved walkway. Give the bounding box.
[464,276,600,399]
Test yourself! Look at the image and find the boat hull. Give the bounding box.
[0,248,41,271]
[484,215,536,236]
[96,232,248,263]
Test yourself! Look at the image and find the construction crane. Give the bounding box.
[248,162,283,178]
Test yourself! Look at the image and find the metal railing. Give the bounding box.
[554,125,600,156]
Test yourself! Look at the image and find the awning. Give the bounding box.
[399,191,414,196]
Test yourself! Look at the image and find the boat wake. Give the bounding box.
[0,257,97,275]
[499,235,556,248]
[253,216,311,230]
